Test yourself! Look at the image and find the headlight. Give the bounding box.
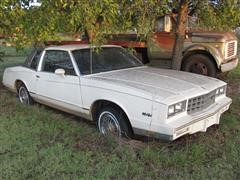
[216,86,226,97]
[168,100,186,118]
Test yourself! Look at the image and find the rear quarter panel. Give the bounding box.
[2,66,36,93]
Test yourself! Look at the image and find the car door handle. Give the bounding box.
[36,75,40,78]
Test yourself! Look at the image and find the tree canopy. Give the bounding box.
[0,0,168,46]
[192,0,240,31]
[0,0,240,47]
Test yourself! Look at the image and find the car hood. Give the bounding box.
[83,66,226,104]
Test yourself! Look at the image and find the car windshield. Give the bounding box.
[71,47,143,75]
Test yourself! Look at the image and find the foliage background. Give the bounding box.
[1,0,240,47]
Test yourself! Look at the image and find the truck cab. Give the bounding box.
[147,15,239,77]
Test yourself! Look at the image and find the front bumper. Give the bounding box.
[134,97,232,141]
[220,57,238,72]
[171,97,231,140]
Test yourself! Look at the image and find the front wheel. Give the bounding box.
[181,54,217,77]
[18,84,33,105]
[97,107,133,138]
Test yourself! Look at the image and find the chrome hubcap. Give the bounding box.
[98,111,121,137]
[19,86,29,104]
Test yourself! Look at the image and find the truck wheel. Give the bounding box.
[97,106,133,138]
[18,84,34,105]
[181,54,217,77]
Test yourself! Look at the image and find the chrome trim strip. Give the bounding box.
[82,107,90,110]
[36,94,81,107]
[33,94,91,120]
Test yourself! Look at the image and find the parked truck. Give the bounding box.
[108,15,239,77]
[47,15,239,77]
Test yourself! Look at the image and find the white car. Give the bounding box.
[2,45,232,141]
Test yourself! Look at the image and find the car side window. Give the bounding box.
[30,50,42,69]
[24,48,43,70]
[42,50,76,76]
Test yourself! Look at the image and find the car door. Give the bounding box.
[36,50,83,114]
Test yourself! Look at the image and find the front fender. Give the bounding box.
[82,84,154,131]
[183,44,223,67]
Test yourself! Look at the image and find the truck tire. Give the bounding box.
[181,54,217,77]
[97,106,133,139]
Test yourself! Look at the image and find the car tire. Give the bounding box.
[181,54,217,77]
[18,84,34,105]
[97,106,133,138]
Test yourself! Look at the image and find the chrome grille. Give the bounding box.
[226,41,237,58]
[187,90,216,114]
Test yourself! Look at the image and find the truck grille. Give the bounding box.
[187,90,216,114]
[226,41,237,59]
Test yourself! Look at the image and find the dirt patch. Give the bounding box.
[218,73,240,98]
[227,82,240,97]
[0,82,6,94]
[0,82,7,94]
[73,135,147,153]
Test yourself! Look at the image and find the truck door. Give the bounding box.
[148,32,175,60]
[147,15,176,67]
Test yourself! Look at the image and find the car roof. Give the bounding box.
[45,44,120,51]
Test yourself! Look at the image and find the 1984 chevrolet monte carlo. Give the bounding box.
[2,45,232,141]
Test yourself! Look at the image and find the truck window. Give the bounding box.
[155,15,173,33]
[41,50,76,76]
[155,17,164,32]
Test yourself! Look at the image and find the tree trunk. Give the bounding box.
[172,0,188,70]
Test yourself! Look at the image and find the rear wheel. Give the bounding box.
[18,84,34,105]
[181,54,217,77]
[97,106,133,138]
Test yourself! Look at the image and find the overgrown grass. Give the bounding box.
[0,53,240,179]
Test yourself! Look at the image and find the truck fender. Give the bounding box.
[183,44,223,67]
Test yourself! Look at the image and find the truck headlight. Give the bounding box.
[216,85,226,97]
[168,100,186,117]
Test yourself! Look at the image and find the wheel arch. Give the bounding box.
[90,99,133,131]
[183,44,221,68]
[15,79,28,92]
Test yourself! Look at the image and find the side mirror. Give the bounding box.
[54,68,65,76]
